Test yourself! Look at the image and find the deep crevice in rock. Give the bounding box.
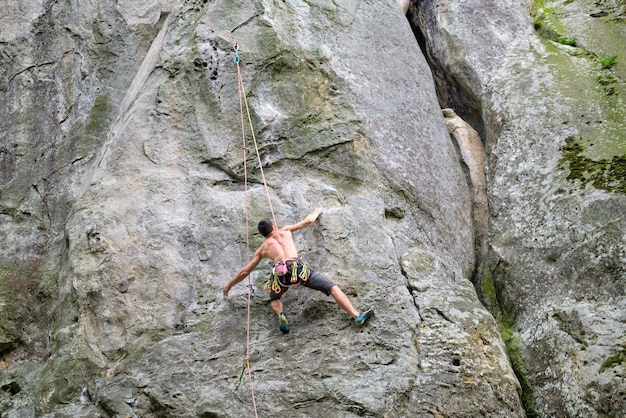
[403,7,541,416]
[405,3,485,141]
[404,3,489,303]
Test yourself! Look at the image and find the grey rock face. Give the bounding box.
[1,1,523,417]
[410,0,626,415]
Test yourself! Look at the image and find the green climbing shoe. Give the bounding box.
[354,309,374,326]
[279,313,289,334]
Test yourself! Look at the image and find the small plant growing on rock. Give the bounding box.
[556,36,577,46]
[599,55,618,70]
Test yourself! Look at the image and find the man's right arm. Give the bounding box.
[282,208,323,232]
[223,249,263,296]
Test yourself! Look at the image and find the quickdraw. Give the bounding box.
[263,260,310,294]
[263,269,282,294]
[235,360,247,390]
[291,260,309,283]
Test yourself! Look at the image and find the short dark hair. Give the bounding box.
[258,218,274,237]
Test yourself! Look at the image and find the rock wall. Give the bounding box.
[1,1,524,417]
[409,0,626,416]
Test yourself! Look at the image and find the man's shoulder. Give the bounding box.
[259,237,279,252]
[258,238,273,249]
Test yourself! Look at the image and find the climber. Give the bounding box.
[223,208,374,333]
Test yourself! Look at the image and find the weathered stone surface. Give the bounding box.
[410,0,626,415]
[1,1,524,417]
[11,0,625,415]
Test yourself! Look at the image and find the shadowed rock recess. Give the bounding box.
[0,1,623,418]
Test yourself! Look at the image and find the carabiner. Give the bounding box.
[233,43,241,64]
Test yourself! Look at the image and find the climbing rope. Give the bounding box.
[233,42,279,418]
[234,43,278,228]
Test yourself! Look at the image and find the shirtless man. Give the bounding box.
[223,208,374,333]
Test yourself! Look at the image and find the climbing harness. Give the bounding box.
[264,259,311,295]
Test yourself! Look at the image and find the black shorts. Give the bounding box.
[269,263,335,301]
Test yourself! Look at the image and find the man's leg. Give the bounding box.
[270,297,289,334]
[329,286,359,318]
[305,271,374,324]
[270,299,283,317]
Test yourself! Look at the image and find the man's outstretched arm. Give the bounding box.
[282,208,323,232]
[223,250,262,296]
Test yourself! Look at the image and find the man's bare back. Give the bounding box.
[223,208,322,296]
[259,229,299,263]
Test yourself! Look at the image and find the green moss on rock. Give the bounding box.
[0,261,44,348]
[0,262,21,347]
[532,0,626,160]
[559,136,626,194]
[247,46,360,161]
[71,93,112,161]
[599,348,626,373]
[39,354,103,405]
[481,269,539,417]
[532,0,571,44]
[86,95,110,134]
